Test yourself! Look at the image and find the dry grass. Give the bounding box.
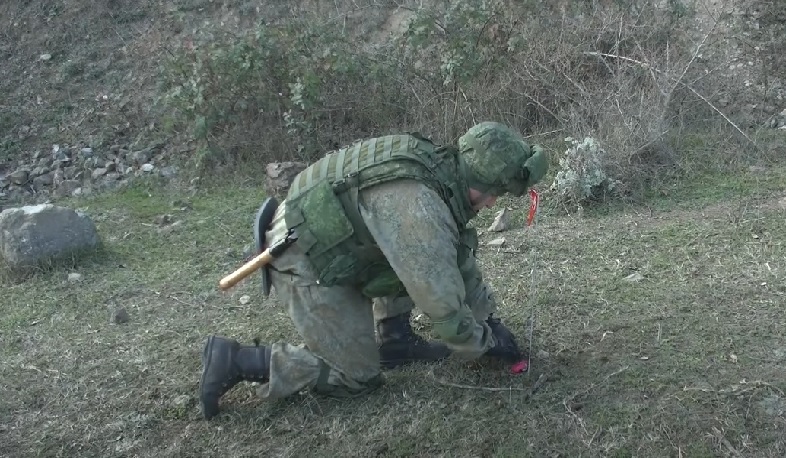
[2,166,785,457]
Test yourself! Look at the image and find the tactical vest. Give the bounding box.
[283,133,480,298]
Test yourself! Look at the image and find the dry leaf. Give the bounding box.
[625,272,644,282]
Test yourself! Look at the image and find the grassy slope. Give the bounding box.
[1,165,784,458]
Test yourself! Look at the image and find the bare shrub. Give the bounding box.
[156,0,766,201]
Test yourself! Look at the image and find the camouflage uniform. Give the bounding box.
[199,122,548,419]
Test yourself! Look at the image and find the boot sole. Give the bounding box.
[199,336,218,420]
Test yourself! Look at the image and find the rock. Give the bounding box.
[67,272,83,282]
[10,169,29,185]
[80,148,93,158]
[625,272,644,282]
[130,149,151,165]
[105,162,117,173]
[32,173,54,190]
[37,157,52,169]
[91,168,108,179]
[264,162,307,198]
[159,166,177,179]
[30,166,49,177]
[487,237,506,247]
[155,214,173,226]
[749,165,767,173]
[56,180,81,197]
[63,166,78,180]
[157,220,182,235]
[239,295,251,305]
[487,207,510,232]
[140,163,155,173]
[110,306,129,324]
[0,204,101,269]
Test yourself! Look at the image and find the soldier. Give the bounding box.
[199,122,548,420]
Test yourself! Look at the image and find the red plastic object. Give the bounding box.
[527,189,540,227]
[509,359,529,374]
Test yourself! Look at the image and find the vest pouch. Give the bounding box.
[285,180,358,286]
[361,265,406,298]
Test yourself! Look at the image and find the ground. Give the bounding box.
[1,165,784,457]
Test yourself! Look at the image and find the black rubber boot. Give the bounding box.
[377,312,451,369]
[199,335,271,420]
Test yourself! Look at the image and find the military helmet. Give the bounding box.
[458,121,548,197]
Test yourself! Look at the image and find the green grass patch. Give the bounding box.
[1,173,785,457]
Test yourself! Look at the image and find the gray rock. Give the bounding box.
[0,204,101,269]
[130,149,151,165]
[30,166,48,177]
[10,169,29,185]
[63,166,78,180]
[32,173,54,190]
[159,166,177,178]
[55,180,81,197]
[140,163,155,173]
[80,148,93,158]
[91,168,108,179]
[110,306,129,324]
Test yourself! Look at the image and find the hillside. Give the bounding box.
[2,0,785,204]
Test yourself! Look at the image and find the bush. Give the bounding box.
[551,136,623,208]
[156,0,765,200]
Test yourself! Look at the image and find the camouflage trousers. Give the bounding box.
[257,202,384,401]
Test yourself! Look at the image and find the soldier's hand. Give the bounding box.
[484,315,523,363]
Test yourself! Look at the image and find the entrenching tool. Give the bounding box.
[218,197,298,292]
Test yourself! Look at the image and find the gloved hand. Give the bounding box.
[484,314,524,363]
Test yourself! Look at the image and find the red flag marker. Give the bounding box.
[509,359,529,374]
[527,189,540,227]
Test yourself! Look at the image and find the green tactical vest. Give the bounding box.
[283,133,480,298]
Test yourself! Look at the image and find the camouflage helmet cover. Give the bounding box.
[458,122,548,197]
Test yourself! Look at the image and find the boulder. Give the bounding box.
[0,204,101,269]
[264,161,307,198]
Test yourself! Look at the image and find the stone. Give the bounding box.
[159,166,177,178]
[91,168,108,179]
[488,207,510,232]
[110,306,130,324]
[9,169,29,185]
[264,162,307,198]
[56,180,81,197]
[140,163,155,173]
[487,237,506,247]
[130,149,151,165]
[32,173,54,190]
[0,204,101,269]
